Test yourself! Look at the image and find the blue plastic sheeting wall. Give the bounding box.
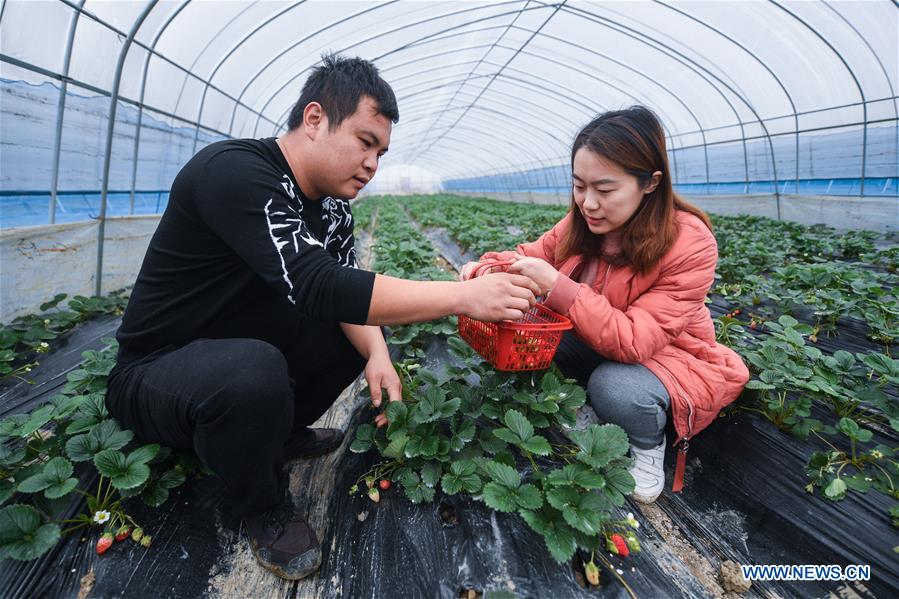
[0,191,170,228]
[444,177,897,198]
[0,78,222,215]
[444,124,898,195]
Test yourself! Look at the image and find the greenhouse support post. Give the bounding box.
[96,1,158,297]
[49,0,86,224]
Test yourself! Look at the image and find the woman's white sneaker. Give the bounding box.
[629,437,666,503]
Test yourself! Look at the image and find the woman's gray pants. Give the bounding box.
[553,331,670,450]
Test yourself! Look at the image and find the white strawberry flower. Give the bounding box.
[626,512,640,529]
[92,510,111,525]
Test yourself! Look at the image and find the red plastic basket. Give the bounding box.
[458,260,573,371]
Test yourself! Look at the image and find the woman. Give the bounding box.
[463,106,749,503]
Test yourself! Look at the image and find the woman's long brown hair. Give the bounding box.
[557,106,712,273]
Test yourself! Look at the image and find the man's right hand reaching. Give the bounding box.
[458,272,539,321]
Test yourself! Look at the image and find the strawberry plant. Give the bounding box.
[0,339,201,561]
[1,290,129,381]
[349,328,638,567]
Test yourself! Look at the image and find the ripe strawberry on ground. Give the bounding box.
[115,525,132,542]
[368,487,380,503]
[607,533,629,557]
[379,479,391,491]
[96,533,114,555]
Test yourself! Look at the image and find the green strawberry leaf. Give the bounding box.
[521,435,551,456]
[570,424,630,469]
[421,462,442,488]
[482,482,518,512]
[18,405,55,438]
[824,477,847,500]
[515,483,543,510]
[0,504,61,561]
[382,432,408,459]
[492,428,521,444]
[503,409,533,441]
[44,478,78,499]
[603,467,635,506]
[483,461,520,489]
[17,472,51,494]
[546,464,606,490]
[0,481,15,504]
[350,423,375,453]
[94,449,150,490]
[127,444,160,466]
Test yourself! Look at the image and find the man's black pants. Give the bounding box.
[105,319,366,517]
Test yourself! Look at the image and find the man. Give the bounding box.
[105,54,539,580]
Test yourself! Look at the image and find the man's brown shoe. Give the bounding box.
[244,499,322,580]
[283,427,344,460]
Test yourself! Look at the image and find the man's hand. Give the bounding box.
[507,257,559,296]
[459,272,540,321]
[365,350,402,428]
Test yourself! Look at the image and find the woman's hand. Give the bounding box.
[459,253,526,281]
[459,261,480,281]
[506,257,560,296]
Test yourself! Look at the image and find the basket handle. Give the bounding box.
[465,259,516,280]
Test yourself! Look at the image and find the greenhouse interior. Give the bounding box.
[1,1,897,598]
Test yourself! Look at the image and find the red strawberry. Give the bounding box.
[96,533,114,555]
[379,479,392,491]
[115,525,131,542]
[609,534,629,557]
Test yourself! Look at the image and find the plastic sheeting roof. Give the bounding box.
[1,0,897,182]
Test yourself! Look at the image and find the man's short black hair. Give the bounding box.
[287,53,399,131]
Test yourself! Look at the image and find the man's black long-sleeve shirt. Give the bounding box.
[114,137,375,365]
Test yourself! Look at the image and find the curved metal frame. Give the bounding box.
[53,0,280,133]
[95,0,159,296]
[129,0,191,215]
[559,1,783,214]
[369,26,710,174]
[189,0,312,154]
[48,0,86,224]
[393,9,714,188]
[650,0,797,193]
[411,0,535,161]
[247,1,548,138]
[412,1,566,160]
[771,0,869,195]
[171,1,260,118]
